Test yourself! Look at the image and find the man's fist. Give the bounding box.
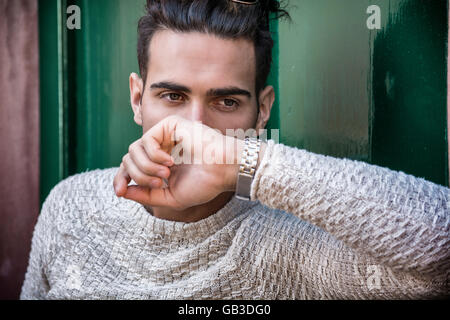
[113,115,243,210]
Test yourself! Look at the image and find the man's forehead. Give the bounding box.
[147,29,256,87]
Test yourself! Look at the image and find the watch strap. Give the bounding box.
[235,137,261,201]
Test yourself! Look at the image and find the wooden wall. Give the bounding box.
[0,0,40,299]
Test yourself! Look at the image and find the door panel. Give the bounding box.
[278,0,448,186]
[73,0,145,174]
[39,0,449,206]
[39,0,147,204]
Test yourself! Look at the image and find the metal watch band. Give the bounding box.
[235,137,261,201]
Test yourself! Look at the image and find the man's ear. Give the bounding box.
[129,72,144,126]
[255,85,275,132]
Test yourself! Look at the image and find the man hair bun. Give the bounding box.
[260,0,290,20]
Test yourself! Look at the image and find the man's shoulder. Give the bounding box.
[38,167,125,239]
[33,168,123,259]
[41,167,121,223]
[48,167,119,199]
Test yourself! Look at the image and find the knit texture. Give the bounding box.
[21,142,449,299]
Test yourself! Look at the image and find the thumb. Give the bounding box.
[113,164,131,197]
[123,185,169,207]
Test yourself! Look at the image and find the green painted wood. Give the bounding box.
[39,0,69,206]
[278,0,448,186]
[371,0,448,187]
[39,0,146,205]
[73,0,145,175]
[278,0,374,161]
[266,14,280,135]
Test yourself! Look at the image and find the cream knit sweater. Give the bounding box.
[21,141,449,299]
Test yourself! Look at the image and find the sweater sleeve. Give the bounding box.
[20,182,64,300]
[251,141,449,287]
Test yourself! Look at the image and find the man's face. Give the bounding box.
[130,29,274,135]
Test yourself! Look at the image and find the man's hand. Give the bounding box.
[113,115,243,210]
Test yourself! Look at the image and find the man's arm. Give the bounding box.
[113,116,449,294]
[250,140,449,282]
[20,183,63,299]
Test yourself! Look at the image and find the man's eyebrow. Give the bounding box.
[149,82,252,98]
[206,87,252,98]
[149,81,191,93]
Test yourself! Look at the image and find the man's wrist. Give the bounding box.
[223,137,266,193]
[223,137,243,192]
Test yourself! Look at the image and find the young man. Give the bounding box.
[21,0,449,299]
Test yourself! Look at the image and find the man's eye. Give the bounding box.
[223,99,237,107]
[216,98,238,109]
[161,93,183,102]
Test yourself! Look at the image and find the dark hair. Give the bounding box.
[137,0,290,96]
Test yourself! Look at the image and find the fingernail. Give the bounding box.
[163,161,173,167]
[114,186,122,197]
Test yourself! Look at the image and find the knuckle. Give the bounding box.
[129,170,151,186]
[133,176,145,186]
[141,135,152,150]
[147,151,159,162]
[142,162,156,174]
[128,143,136,154]
[129,140,142,153]
[144,143,158,159]
[128,170,141,183]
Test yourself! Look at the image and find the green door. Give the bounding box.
[39,0,146,204]
[39,0,448,206]
[277,0,448,186]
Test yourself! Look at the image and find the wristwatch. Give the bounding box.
[235,137,261,201]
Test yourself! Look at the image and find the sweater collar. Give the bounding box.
[122,196,258,241]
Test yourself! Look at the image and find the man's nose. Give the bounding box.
[186,102,206,123]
